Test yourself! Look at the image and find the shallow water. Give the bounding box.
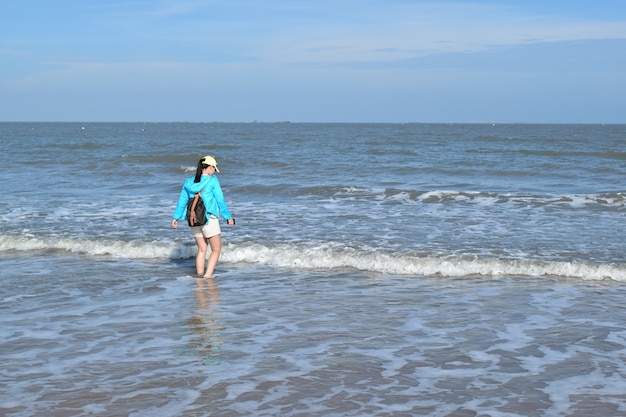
[1,122,625,416]
[2,252,626,416]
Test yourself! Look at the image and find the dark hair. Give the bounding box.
[194,159,209,183]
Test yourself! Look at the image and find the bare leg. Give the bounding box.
[195,236,208,276]
[203,234,222,278]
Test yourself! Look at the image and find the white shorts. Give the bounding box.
[191,215,221,239]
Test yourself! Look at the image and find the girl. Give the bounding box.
[172,155,235,278]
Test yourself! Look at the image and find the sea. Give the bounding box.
[1,122,625,417]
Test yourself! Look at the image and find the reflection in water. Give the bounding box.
[185,277,224,365]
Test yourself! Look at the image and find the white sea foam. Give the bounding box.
[408,189,625,209]
[0,234,180,259]
[2,234,625,281]
[226,243,626,281]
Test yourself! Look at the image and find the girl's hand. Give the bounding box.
[171,219,178,229]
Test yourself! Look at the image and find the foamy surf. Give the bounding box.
[222,242,626,281]
[2,234,624,281]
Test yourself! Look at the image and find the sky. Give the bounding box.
[1,0,626,123]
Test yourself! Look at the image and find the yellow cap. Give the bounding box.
[201,155,219,172]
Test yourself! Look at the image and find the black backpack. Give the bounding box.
[186,190,208,227]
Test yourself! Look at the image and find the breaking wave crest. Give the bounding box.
[224,242,626,282]
[2,234,624,282]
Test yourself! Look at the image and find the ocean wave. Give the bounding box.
[0,234,178,259]
[2,235,624,282]
[284,185,626,209]
[223,243,626,282]
[322,187,625,209]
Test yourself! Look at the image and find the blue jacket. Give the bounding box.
[173,175,232,222]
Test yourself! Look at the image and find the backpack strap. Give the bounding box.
[189,189,204,225]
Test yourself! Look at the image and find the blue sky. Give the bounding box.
[1,0,625,123]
